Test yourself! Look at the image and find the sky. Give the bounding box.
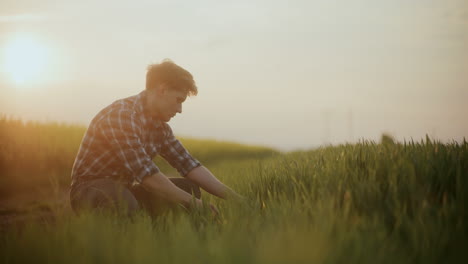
[0,0,467,150]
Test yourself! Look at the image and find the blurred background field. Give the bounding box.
[0,117,467,263]
[0,116,277,198]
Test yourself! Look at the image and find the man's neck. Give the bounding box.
[144,90,164,121]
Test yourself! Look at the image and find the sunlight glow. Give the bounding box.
[2,33,51,86]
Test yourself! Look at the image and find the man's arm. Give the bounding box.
[186,166,243,201]
[158,125,242,202]
[142,172,203,209]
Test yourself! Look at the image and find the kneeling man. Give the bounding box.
[70,59,241,216]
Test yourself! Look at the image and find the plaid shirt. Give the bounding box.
[71,90,201,187]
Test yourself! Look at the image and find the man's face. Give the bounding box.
[147,84,187,122]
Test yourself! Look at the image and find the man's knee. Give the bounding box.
[70,179,140,216]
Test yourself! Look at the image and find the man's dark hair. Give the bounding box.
[146,59,198,96]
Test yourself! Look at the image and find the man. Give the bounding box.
[70,59,242,216]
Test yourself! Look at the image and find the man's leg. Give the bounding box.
[130,177,201,216]
[70,178,140,216]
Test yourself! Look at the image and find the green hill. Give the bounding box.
[0,117,277,197]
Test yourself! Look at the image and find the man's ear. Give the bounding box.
[154,84,165,96]
[157,84,169,96]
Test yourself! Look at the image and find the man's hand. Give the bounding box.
[192,199,219,216]
[142,172,203,209]
[186,166,244,201]
[142,167,241,218]
[208,203,219,216]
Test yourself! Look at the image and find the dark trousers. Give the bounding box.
[70,177,201,217]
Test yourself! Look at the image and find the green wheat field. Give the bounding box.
[0,117,466,263]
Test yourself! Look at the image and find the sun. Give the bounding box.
[2,33,51,86]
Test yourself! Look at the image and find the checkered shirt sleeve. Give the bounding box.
[98,109,160,184]
[160,125,201,177]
